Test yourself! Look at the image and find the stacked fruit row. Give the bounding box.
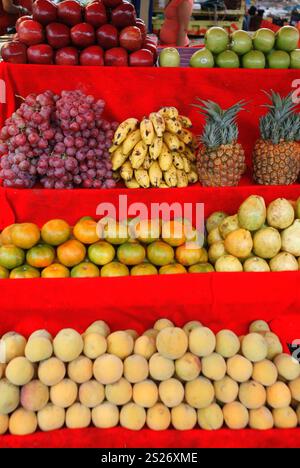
[1,318,300,435]
[110,107,198,188]
[1,0,156,67]
[160,26,300,69]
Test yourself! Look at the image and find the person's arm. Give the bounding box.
[176,1,192,46]
[3,0,28,15]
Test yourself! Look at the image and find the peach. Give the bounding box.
[143,328,159,341]
[249,406,274,430]
[197,403,224,430]
[92,402,119,429]
[50,379,77,408]
[146,403,171,431]
[201,353,226,381]
[273,407,298,429]
[158,378,184,408]
[264,332,283,360]
[79,380,105,408]
[289,378,300,402]
[25,330,53,362]
[105,377,133,406]
[125,329,139,341]
[0,414,9,434]
[214,376,239,404]
[1,332,26,363]
[37,404,65,432]
[6,357,34,385]
[241,333,268,362]
[68,356,93,384]
[156,327,188,360]
[175,352,201,381]
[226,355,253,383]
[171,404,197,430]
[215,330,240,358]
[120,403,146,431]
[249,320,270,334]
[84,320,110,338]
[238,381,266,409]
[83,333,107,359]
[66,403,91,429]
[182,320,202,335]
[274,353,300,381]
[107,331,134,359]
[185,377,215,409]
[252,360,278,387]
[267,381,292,409]
[0,379,20,414]
[134,336,156,360]
[153,318,174,331]
[53,329,83,362]
[21,379,49,412]
[149,353,175,381]
[38,357,66,386]
[9,408,37,435]
[189,327,216,357]
[223,402,249,429]
[123,355,149,383]
[93,354,123,385]
[133,380,159,408]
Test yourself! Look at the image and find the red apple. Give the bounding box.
[46,23,70,49]
[96,24,119,49]
[57,0,82,27]
[13,33,19,41]
[18,20,45,46]
[103,0,123,7]
[55,47,79,65]
[80,45,104,66]
[129,48,154,67]
[1,41,27,64]
[143,42,157,61]
[119,26,142,52]
[27,44,53,64]
[32,0,57,25]
[85,2,107,28]
[16,16,32,32]
[135,19,146,41]
[105,47,128,66]
[145,34,157,45]
[111,3,136,29]
[71,23,95,48]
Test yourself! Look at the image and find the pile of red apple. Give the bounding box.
[1,0,157,67]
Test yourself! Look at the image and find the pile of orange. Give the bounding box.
[0,218,209,279]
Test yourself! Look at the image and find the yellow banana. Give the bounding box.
[178,115,193,128]
[125,178,140,189]
[140,119,155,145]
[149,161,162,187]
[184,147,196,162]
[143,153,152,170]
[159,182,169,188]
[178,128,194,145]
[163,132,180,151]
[188,170,198,184]
[130,140,147,169]
[135,169,150,188]
[176,169,189,187]
[113,118,139,146]
[165,118,182,135]
[158,107,179,120]
[158,144,173,171]
[113,170,120,182]
[109,142,121,154]
[122,129,142,156]
[164,164,177,187]
[178,140,186,153]
[111,147,128,171]
[149,136,163,160]
[182,155,191,173]
[149,112,165,137]
[120,161,133,181]
[173,152,184,170]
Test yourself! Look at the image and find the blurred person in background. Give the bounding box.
[160,0,194,47]
[0,0,31,36]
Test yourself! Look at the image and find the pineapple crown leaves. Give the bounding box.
[192,98,246,149]
[259,90,300,144]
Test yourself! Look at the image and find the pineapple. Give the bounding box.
[253,91,300,185]
[195,99,246,187]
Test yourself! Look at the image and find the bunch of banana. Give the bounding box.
[109,108,198,189]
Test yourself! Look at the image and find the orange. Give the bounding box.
[131,263,158,276]
[41,219,71,246]
[73,219,100,245]
[26,244,55,268]
[88,241,115,266]
[159,264,187,275]
[41,263,70,278]
[175,243,208,266]
[117,241,146,266]
[189,263,215,273]
[57,239,86,267]
[11,223,40,249]
[162,220,186,247]
[101,262,129,277]
[71,262,100,278]
[0,224,16,245]
[0,245,25,270]
[0,265,9,279]
[10,265,40,279]
[147,241,174,266]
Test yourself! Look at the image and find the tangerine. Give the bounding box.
[11,223,40,249]
[88,241,115,266]
[71,262,100,278]
[0,224,16,245]
[0,245,25,270]
[41,264,70,278]
[176,243,208,266]
[134,219,161,244]
[103,221,129,245]
[147,241,174,266]
[41,219,71,246]
[10,265,40,279]
[117,242,146,266]
[26,244,55,268]
[0,266,9,279]
[131,264,158,276]
[159,264,187,274]
[57,240,86,267]
[73,219,100,245]
[101,262,129,277]
[161,220,186,247]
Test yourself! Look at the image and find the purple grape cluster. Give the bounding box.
[0,89,118,189]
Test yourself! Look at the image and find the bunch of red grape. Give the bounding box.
[0,89,118,189]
